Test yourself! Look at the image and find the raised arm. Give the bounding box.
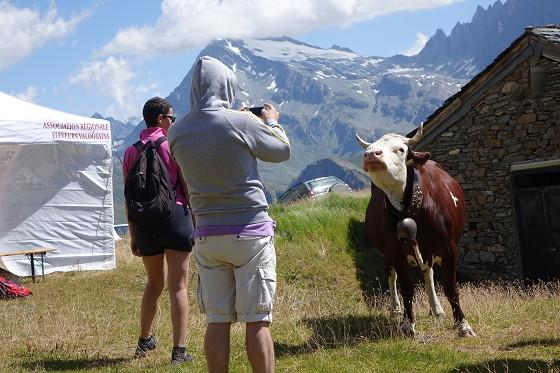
[242,103,290,163]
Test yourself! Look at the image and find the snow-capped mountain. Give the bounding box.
[149,37,463,194]
[116,0,557,197]
[411,0,560,78]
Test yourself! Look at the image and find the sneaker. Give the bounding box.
[134,335,157,358]
[171,346,193,364]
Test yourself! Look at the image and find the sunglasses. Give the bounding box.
[164,114,176,123]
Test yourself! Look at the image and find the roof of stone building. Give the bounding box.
[529,25,560,44]
[413,25,560,148]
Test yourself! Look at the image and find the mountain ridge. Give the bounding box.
[412,0,560,77]
[108,0,556,217]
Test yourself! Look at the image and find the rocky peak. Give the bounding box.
[414,0,560,78]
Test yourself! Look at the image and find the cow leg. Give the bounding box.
[407,238,444,317]
[387,266,402,315]
[395,262,415,338]
[442,251,476,337]
[423,266,445,317]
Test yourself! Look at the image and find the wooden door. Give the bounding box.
[515,185,560,280]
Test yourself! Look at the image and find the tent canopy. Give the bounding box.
[0,91,115,276]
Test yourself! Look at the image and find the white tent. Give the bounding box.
[0,91,115,276]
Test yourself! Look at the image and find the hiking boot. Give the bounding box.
[171,346,193,364]
[134,335,157,358]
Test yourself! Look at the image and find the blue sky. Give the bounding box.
[0,0,496,122]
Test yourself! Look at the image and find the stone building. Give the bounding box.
[415,26,560,281]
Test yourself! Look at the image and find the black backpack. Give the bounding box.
[124,136,176,226]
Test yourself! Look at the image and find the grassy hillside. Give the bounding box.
[1,192,559,372]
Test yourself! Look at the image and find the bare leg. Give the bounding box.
[165,250,191,347]
[205,322,231,373]
[140,254,165,338]
[246,322,275,373]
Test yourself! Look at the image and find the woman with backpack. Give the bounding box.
[122,96,195,365]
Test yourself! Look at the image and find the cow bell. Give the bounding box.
[397,218,417,241]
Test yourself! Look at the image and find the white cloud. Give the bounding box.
[0,2,89,71]
[401,32,429,56]
[69,57,157,121]
[12,85,39,103]
[98,0,457,56]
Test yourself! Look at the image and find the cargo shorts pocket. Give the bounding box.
[196,273,206,314]
[256,267,276,313]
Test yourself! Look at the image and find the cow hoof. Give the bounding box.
[400,320,416,338]
[456,319,476,338]
[429,308,445,317]
[390,307,403,317]
[430,310,445,318]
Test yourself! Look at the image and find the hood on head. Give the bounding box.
[190,56,236,111]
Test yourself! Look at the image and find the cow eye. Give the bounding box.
[398,147,405,153]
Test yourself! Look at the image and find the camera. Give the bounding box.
[248,106,263,117]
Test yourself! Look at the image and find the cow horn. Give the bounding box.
[406,122,424,145]
[355,133,372,149]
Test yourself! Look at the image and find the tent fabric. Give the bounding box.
[0,91,115,276]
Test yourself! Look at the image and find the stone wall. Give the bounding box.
[423,56,560,280]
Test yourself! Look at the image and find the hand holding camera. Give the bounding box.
[262,103,279,121]
[244,103,280,122]
[248,106,263,116]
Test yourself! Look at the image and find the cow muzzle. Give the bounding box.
[363,150,385,172]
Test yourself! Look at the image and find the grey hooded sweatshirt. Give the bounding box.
[168,56,290,227]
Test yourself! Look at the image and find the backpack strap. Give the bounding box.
[133,140,146,151]
[133,136,165,152]
[152,136,179,191]
[154,136,167,149]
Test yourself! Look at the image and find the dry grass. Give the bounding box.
[1,193,559,372]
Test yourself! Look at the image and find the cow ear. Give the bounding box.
[407,150,431,165]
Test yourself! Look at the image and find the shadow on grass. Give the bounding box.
[504,337,560,349]
[452,358,560,372]
[275,313,398,357]
[21,356,130,371]
[346,217,387,304]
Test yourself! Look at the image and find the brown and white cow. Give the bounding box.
[356,123,475,338]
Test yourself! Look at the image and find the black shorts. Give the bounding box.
[133,203,195,256]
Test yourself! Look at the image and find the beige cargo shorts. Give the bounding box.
[194,234,276,323]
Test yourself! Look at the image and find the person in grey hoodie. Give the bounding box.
[168,56,290,373]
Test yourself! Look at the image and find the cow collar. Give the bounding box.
[403,166,423,217]
[386,166,423,219]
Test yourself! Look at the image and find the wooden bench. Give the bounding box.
[0,248,56,282]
